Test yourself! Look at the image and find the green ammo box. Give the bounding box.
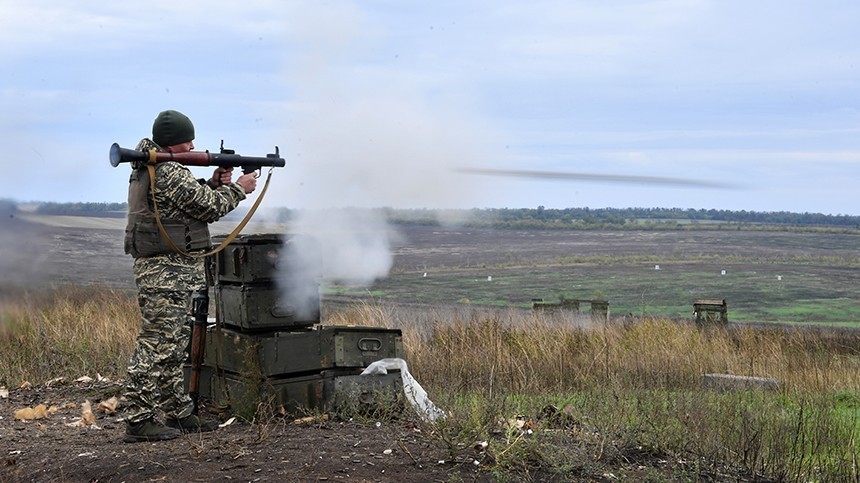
[210,233,323,330]
[204,325,404,377]
[195,232,408,416]
[190,365,403,416]
[215,284,320,330]
[212,233,321,285]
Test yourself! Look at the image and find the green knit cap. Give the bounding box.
[152,109,195,147]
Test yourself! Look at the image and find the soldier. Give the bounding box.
[122,109,257,443]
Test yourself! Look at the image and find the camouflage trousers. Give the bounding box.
[123,289,195,424]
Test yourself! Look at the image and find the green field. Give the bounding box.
[328,227,860,327]
[329,264,860,326]
[4,213,858,327]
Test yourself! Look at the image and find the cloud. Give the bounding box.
[0,1,857,214]
[264,1,513,210]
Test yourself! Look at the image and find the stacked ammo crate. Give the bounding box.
[190,233,403,415]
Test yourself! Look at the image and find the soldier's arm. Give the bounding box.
[153,163,246,223]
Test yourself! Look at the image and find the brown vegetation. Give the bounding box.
[2,288,859,481]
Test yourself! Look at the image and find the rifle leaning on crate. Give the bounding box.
[189,288,210,412]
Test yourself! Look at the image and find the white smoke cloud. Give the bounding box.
[266,1,512,297]
[287,208,393,284]
[272,208,394,319]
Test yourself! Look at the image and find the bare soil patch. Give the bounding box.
[1,380,497,482]
[389,225,859,271]
[6,214,857,293]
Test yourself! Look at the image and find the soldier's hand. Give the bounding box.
[236,173,257,194]
[209,167,234,187]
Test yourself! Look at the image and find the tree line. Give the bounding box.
[3,200,128,218]
[383,207,860,230]
[6,199,860,230]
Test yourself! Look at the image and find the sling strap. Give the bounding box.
[145,148,273,258]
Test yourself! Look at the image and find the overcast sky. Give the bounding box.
[2,1,858,215]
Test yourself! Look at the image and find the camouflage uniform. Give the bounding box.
[124,138,246,424]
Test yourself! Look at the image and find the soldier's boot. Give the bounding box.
[123,418,182,443]
[166,414,220,433]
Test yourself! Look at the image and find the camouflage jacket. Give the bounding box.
[130,138,247,291]
[133,138,246,224]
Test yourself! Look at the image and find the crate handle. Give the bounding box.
[230,247,246,277]
[358,338,382,352]
[271,304,295,318]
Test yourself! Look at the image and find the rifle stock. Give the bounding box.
[110,142,285,174]
[189,288,209,413]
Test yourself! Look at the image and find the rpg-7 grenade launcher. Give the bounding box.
[109,141,285,175]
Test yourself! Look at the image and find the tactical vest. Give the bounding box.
[124,165,211,258]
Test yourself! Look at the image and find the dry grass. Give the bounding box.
[0,285,139,385]
[2,287,858,480]
[325,302,860,394]
[323,301,860,480]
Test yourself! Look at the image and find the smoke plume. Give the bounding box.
[264,2,510,306]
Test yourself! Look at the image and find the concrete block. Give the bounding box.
[702,373,780,392]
